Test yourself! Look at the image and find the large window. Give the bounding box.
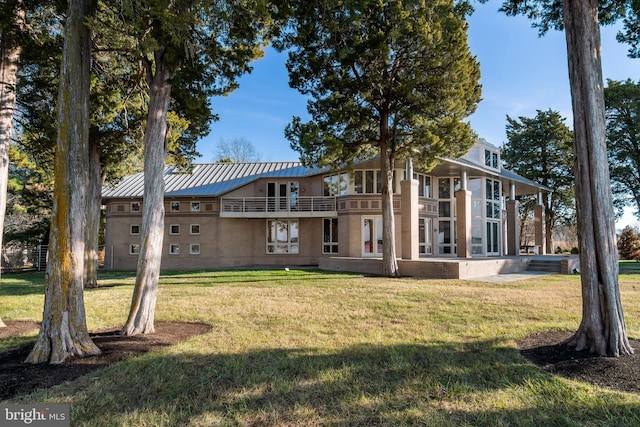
[470,178,484,255]
[437,177,459,255]
[267,219,299,254]
[419,218,432,255]
[323,173,349,196]
[485,178,501,255]
[323,218,339,254]
[413,173,431,198]
[485,179,501,220]
[353,170,386,194]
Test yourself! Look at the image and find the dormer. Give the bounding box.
[462,138,501,171]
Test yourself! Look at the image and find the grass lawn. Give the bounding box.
[2,268,640,426]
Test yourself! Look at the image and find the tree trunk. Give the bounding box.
[0,2,23,329]
[380,140,399,278]
[26,0,101,363]
[562,0,633,356]
[84,138,102,288]
[121,52,173,336]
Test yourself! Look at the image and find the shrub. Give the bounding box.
[618,226,640,260]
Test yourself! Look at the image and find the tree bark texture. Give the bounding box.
[26,0,100,364]
[84,139,102,288]
[0,2,23,328]
[379,139,399,278]
[121,52,173,336]
[562,0,633,356]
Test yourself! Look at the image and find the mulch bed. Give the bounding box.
[1,322,639,401]
[519,330,640,394]
[0,320,211,400]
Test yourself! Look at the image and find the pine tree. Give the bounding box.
[618,226,640,260]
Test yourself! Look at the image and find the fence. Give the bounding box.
[1,245,48,273]
[1,245,105,273]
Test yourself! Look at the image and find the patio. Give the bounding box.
[319,255,580,279]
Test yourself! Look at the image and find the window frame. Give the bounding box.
[322,217,339,254]
[266,219,299,254]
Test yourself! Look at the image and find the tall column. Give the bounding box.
[506,182,520,256]
[456,189,472,258]
[401,176,419,260]
[534,192,546,255]
[506,200,520,255]
[455,170,471,258]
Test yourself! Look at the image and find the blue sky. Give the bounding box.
[196,1,640,163]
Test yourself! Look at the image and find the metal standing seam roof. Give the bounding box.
[102,162,323,198]
[102,158,550,199]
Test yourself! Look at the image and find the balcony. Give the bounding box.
[220,196,337,218]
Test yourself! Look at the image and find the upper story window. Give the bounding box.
[170,201,180,212]
[354,170,382,194]
[484,149,499,170]
[131,202,141,212]
[323,173,349,196]
[354,170,399,194]
[413,173,431,198]
[191,201,200,212]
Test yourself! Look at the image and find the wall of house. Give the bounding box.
[104,198,330,270]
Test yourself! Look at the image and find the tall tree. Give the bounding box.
[0,0,26,328]
[604,79,640,220]
[502,109,575,252]
[26,0,101,363]
[500,0,633,356]
[278,0,481,277]
[115,0,275,335]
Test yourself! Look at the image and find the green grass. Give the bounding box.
[2,268,640,426]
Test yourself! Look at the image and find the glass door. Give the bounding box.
[267,182,299,212]
[363,217,383,257]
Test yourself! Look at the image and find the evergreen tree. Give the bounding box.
[278,0,481,277]
[604,79,640,220]
[112,0,278,335]
[500,0,633,356]
[26,0,101,364]
[502,109,575,252]
[617,225,640,260]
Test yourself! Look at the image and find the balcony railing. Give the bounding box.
[220,196,337,218]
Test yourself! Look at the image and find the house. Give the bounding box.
[101,140,552,276]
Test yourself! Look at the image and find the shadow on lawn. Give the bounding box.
[60,339,640,426]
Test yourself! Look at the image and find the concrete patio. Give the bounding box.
[319,255,580,280]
